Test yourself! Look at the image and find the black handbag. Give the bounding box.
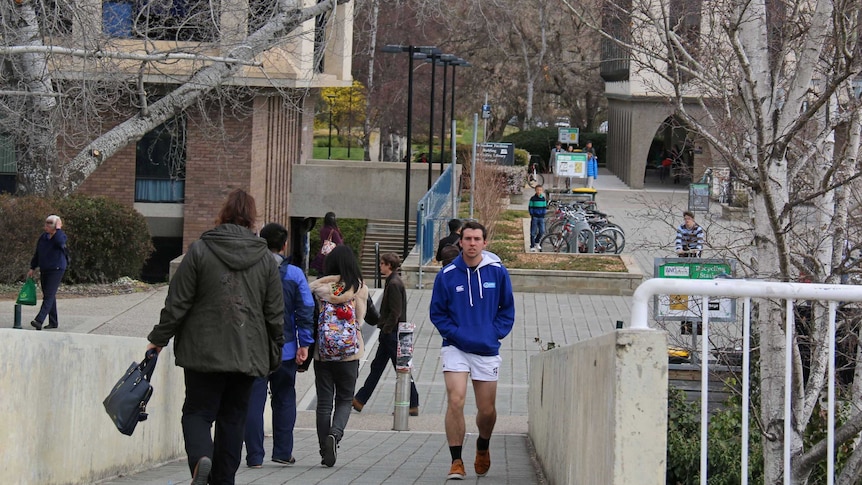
[103,349,158,436]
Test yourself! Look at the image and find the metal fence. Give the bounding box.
[631,278,862,485]
[416,163,458,266]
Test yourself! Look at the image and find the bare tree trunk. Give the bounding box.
[363,0,379,161]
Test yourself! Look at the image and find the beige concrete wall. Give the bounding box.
[0,330,185,484]
[290,160,457,219]
[528,329,668,485]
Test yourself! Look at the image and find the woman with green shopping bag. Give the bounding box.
[28,215,68,330]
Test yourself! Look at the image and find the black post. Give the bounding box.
[404,46,415,259]
[439,61,448,176]
[427,56,437,189]
[327,95,335,159]
[347,90,353,158]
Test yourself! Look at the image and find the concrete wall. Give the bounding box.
[0,330,185,484]
[528,329,668,485]
[290,160,455,219]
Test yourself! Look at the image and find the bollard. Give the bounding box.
[13,304,22,329]
[393,322,415,431]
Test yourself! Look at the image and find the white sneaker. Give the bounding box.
[530,246,537,252]
[535,244,542,252]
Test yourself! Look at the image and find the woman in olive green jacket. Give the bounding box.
[147,189,285,485]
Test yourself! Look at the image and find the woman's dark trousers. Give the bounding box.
[314,360,359,452]
[35,269,64,326]
[182,369,254,485]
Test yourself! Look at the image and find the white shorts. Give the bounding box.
[440,346,502,382]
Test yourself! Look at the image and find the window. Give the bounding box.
[135,116,186,203]
[103,0,218,41]
[0,134,15,194]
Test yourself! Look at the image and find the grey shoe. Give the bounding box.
[192,457,211,485]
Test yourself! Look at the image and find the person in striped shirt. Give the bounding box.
[675,211,705,257]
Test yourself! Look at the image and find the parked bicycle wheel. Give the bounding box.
[539,233,570,253]
[593,233,619,254]
[597,226,626,254]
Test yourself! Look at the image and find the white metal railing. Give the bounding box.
[631,278,862,485]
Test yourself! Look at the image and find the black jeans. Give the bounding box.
[354,331,419,407]
[314,359,359,453]
[35,269,64,326]
[182,369,254,485]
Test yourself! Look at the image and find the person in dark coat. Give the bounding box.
[28,214,68,330]
[352,252,420,415]
[436,218,462,263]
[310,212,344,273]
[147,189,285,485]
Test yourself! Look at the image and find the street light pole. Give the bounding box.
[425,49,441,189]
[347,89,352,158]
[327,94,335,159]
[381,44,434,259]
[438,59,449,176]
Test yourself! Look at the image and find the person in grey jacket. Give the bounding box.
[147,189,285,485]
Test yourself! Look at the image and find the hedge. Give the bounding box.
[0,194,153,284]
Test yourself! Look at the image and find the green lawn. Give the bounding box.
[311,146,367,160]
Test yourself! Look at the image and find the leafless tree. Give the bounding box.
[0,0,348,195]
[565,0,862,481]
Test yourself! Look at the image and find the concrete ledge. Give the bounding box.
[0,330,185,484]
[528,329,668,485]
[402,254,643,295]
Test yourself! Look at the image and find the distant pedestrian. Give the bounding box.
[528,185,548,251]
[28,215,68,330]
[310,245,369,468]
[584,141,598,188]
[147,189,285,485]
[439,245,461,266]
[675,211,705,257]
[353,252,420,416]
[436,218,463,263]
[550,142,564,174]
[244,223,315,468]
[310,211,343,274]
[430,221,516,480]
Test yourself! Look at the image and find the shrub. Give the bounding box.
[514,148,529,166]
[309,218,367,265]
[0,195,154,284]
[502,129,607,167]
[0,194,58,283]
[56,196,154,284]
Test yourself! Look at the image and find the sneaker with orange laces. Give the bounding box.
[447,459,466,480]
[474,449,490,476]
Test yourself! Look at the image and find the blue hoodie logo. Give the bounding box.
[483,282,496,289]
[455,285,465,292]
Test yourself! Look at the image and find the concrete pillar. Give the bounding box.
[528,329,668,485]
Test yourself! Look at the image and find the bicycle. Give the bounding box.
[527,163,544,188]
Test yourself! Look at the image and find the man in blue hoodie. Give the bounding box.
[429,221,516,480]
[244,223,315,468]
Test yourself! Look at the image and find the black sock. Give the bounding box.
[450,445,462,462]
[477,436,490,451]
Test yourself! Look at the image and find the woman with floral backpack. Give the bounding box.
[309,244,367,467]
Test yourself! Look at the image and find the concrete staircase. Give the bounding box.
[360,219,415,284]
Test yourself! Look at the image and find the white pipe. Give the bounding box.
[827,301,836,485]
[700,295,710,485]
[741,297,751,485]
[630,279,862,330]
[784,299,793,485]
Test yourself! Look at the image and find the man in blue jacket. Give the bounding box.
[244,223,315,467]
[429,221,516,480]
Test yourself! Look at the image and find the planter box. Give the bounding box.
[402,254,643,295]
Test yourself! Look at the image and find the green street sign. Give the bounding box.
[558,127,580,144]
[653,258,737,322]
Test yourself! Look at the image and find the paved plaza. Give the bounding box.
[0,168,741,484]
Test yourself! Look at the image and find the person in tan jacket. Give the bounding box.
[309,244,368,467]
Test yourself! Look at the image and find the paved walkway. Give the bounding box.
[0,168,746,484]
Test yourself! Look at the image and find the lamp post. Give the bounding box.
[381,44,435,259]
[327,94,335,159]
[434,57,469,175]
[347,89,353,159]
[423,49,443,189]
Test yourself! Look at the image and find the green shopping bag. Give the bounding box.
[16,278,37,306]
